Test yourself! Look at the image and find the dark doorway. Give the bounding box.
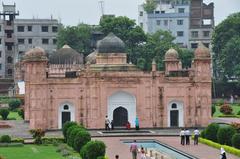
[170,110,179,127]
[62,112,71,127]
[113,107,128,127]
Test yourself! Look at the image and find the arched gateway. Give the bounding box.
[58,102,75,129]
[168,101,184,127]
[108,91,136,127]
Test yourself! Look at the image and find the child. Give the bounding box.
[140,147,146,159]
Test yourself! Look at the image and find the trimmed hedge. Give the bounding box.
[0,135,11,143]
[62,122,78,141]
[66,125,80,143]
[205,123,219,142]
[80,140,106,159]
[232,133,240,149]
[67,127,85,147]
[11,138,24,143]
[73,130,91,152]
[217,126,236,146]
[42,137,64,145]
[199,137,240,157]
[0,143,24,147]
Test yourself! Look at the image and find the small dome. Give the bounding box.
[97,33,125,53]
[25,47,46,57]
[23,47,48,61]
[194,42,210,58]
[85,51,97,64]
[49,45,83,64]
[165,48,178,60]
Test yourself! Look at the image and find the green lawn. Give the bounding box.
[0,145,65,159]
[213,104,240,117]
[0,111,22,120]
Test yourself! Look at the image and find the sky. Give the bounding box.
[1,0,240,26]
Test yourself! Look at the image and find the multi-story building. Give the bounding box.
[0,3,59,79]
[138,0,214,49]
[189,0,214,49]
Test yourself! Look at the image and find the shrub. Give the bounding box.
[205,123,219,142]
[199,137,240,157]
[66,125,80,142]
[62,122,78,141]
[231,122,240,132]
[11,138,24,143]
[97,157,105,159]
[61,149,70,157]
[8,99,21,110]
[17,109,24,119]
[232,133,240,149]
[80,140,106,159]
[217,126,236,146]
[220,103,233,115]
[67,127,85,147]
[0,135,11,143]
[0,109,9,120]
[237,111,240,115]
[73,130,91,152]
[200,130,206,138]
[29,129,45,144]
[42,137,64,146]
[216,99,224,106]
[211,105,216,116]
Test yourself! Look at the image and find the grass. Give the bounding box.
[0,111,23,120]
[213,104,240,118]
[0,145,65,159]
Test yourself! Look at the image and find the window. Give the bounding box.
[0,25,1,32]
[7,69,12,76]
[177,31,184,37]
[63,105,69,110]
[28,39,32,44]
[28,26,32,31]
[42,39,49,44]
[41,26,48,32]
[203,31,210,37]
[191,31,198,38]
[191,43,198,49]
[7,45,12,51]
[172,103,177,109]
[156,20,161,25]
[18,39,24,44]
[52,26,58,32]
[164,20,168,26]
[140,22,143,28]
[0,51,1,57]
[155,11,160,14]
[53,39,57,45]
[178,8,185,13]
[177,19,183,25]
[7,56,13,63]
[0,64,1,70]
[161,11,165,13]
[139,11,143,16]
[0,39,1,44]
[17,26,24,32]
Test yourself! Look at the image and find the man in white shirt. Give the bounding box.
[180,129,185,145]
[185,129,191,145]
[105,115,110,130]
[193,128,200,145]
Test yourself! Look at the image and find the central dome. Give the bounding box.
[97,33,126,53]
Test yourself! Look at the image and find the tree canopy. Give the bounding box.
[212,12,240,80]
[143,0,157,13]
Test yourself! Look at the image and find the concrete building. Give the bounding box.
[19,33,212,130]
[138,0,214,49]
[189,0,214,49]
[0,3,59,79]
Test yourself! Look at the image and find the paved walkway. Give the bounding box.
[95,136,239,159]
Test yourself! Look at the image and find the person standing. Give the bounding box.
[105,115,110,130]
[111,120,114,130]
[193,128,200,145]
[135,117,139,130]
[180,129,185,145]
[185,128,191,145]
[220,147,227,159]
[130,140,138,159]
[140,146,146,159]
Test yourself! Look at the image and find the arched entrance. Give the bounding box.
[58,102,75,129]
[108,91,136,127]
[113,107,128,126]
[168,101,184,127]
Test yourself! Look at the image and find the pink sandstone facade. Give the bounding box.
[21,33,212,130]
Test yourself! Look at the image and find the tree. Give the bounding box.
[143,0,157,13]
[178,49,194,69]
[212,12,240,79]
[57,23,95,57]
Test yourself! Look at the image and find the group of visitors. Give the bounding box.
[130,140,146,159]
[105,115,114,130]
[179,128,200,145]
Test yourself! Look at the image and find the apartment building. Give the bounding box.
[0,3,59,79]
